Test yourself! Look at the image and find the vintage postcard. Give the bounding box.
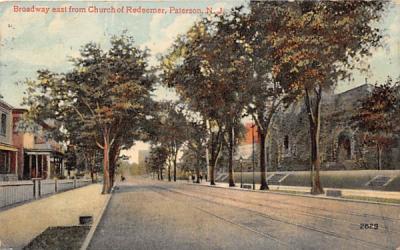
[0,0,400,249]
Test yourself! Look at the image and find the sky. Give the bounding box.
[0,0,399,163]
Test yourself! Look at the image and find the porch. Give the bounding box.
[0,144,18,181]
[23,150,64,180]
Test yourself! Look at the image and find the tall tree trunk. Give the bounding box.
[173,151,177,182]
[84,156,88,176]
[208,125,223,186]
[90,167,94,183]
[84,155,93,183]
[108,145,119,187]
[195,158,200,183]
[209,135,217,186]
[167,157,171,182]
[205,119,210,183]
[109,154,115,187]
[305,87,324,195]
[90,156,95,183]
[101,130,111,194]
[228,125,235,187]
[377,143,382,170]
[209,136,216,185]
[209,157,216,185]
[209,142,222,186]
[259,130,269,190]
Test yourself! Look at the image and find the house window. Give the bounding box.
[284,135,289,150]
[1,113,6,135]
[13,117,19,131]
[34,135,46,144]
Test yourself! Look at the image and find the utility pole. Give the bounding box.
[239,157,243,188]
[252,121,255,190]
[205,119,210,183]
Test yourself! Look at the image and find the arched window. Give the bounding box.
[337,132,352,161]
[284,135,289,150]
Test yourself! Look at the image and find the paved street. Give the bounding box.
[89,177,400,250]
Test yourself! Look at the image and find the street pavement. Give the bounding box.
[89,177,400,250]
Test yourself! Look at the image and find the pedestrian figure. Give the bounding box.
[199,174,203,183]
[191,174,195,183]
[205,173,208,182]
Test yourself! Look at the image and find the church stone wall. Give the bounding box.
[266,84,400,171]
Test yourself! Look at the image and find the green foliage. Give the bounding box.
[161,8,255,184]
[115,160,138,176]
[148,101,189,180]
[354,77,399,134]
[179,120,208,173]
[249,1,386,193]
[145,145,168,176]
[162,9,251,124]
[250,1,387,95]
[22,34,155,193]
[352,77,399,169]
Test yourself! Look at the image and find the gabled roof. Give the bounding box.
[336,84,373,98]
[0,99,14,110]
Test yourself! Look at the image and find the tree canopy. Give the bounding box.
[23,34,155,193]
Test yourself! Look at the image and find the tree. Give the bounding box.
[22,34,154,194]
[353,77,399,170]
[161,20,223,185]
[161,102,187,182]
[212,9,253,187]
[146,101,187,182]
[238,3,298,190]
[62,113,102,183]
[182,120,208,183]
[162,9,252,186]
[255,1,386,194]
[146,144,168,180]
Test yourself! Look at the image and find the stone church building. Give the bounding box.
[265,84,400,171]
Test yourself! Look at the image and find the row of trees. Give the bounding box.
[23,1,391,195]
[160,1,387,194]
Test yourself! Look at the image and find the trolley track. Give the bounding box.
[148,184,395,250]
[178,184,400,234]
[184,182,400,222]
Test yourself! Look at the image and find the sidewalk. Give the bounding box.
[178,179,400,202]
[0,184,108,249]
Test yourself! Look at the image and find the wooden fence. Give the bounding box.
[0,179,92,209]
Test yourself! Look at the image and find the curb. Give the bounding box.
[80,185,114,250]
[184,182,400,207]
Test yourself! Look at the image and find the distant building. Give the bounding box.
[236,123,259,161]
[137,149,150,175]
[138,149,150,166]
